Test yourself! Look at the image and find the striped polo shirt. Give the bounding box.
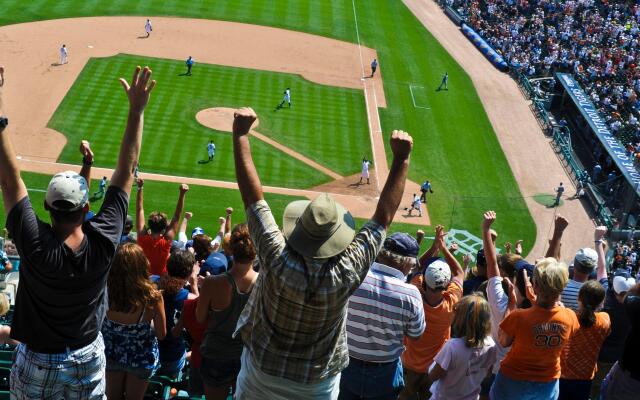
[346,262,425,362]
[561,279,584,311]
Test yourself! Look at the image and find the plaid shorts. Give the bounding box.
[10,333,106,399]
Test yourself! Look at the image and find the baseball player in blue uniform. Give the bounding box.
[370,59,378,77]
[186,56,194,75]
[437,72,448,91]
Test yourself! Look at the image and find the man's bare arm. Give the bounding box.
[438,225,464,282]
[545,215,568,259]
[372,130,413,228]
[110,66,156,195]
[232,108,262,208]
[79,140,94,189]
[225,207,233,234]
[594,226,608,281]
[0,75,28,212]
[165,184,188,240]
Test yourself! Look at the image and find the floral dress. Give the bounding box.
[102,307,159,375]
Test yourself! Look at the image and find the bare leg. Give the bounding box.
[124,372,150,400]
[106,370,126,400]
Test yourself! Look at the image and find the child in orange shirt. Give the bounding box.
[399,225,464,400]
[559,281,611,400]
[490,258,579,400]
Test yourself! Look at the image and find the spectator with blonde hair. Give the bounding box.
[428,294,497,399]
[102,243,166,399]
[490,258,579,399]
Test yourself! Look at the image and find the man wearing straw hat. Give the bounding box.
[230,107,414,399]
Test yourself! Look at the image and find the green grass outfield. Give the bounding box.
[1,0,537,252]
[50,54,371,188]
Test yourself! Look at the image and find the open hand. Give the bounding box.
[482,211,496,231]
[119,66,156,114]
[389,130,413,160]
[79,140,94,163]
[233,107,257,135]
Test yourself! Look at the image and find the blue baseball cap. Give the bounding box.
[384,233,420,257]
[191,227,205,238]
[515,259,535,276]
[200,252,228,276]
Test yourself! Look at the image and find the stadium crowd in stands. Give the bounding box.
[449,0,640,163]
[0,65,640,400]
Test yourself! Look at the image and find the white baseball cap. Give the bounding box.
[613,276,636,294]
[424,259,451,290]
[573,248,598,271]
[45,171,89,211]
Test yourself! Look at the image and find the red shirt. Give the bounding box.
[182,299,207,368]
[137,234,171,276]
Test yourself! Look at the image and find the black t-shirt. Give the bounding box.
[6,186,128,348]
[621,294,640,375]
[598,288,631,363]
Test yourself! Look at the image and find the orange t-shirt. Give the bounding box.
[499,305,579,382]
[401,276,462,373]
[561,312,611,380]
[137,234,172,276]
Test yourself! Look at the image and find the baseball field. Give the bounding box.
[0,0,549,254]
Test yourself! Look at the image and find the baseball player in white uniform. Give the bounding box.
[405,193,422,217]
[277,88,291,109]
[359,158,371,184]
[60,44,68,65]
[207,140,216,161]
[145,19,153,37]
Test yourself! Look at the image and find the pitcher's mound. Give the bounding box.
[195,107,260,132]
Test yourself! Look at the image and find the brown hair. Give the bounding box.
[229,223,256,264]
[160,250,195,296]
[577,280,605,328]
[147,211,168,234]
[498,253,522,279]
[192,234,213,262]
[451,294,492,348]
[108,243,160,313]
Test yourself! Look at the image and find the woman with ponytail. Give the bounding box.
[559,280,610,400]
[196,223,258,399]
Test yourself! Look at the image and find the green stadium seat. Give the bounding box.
[0,390,9,400]
[0,367,9,390]
[144,380,169,400]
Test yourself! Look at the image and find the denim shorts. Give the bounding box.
[11,334,106,400]
[106,358,155,380]
[200,356,241,387]
[490,371,559,400]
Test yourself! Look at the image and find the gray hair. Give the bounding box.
[376,248,417,271]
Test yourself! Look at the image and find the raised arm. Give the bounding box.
[372,130,413,228]
[165,184,189,240]
[232,108,262,208]
[483,211,500,279]
[178,212,193,243]
[0,74,28,212]
[110,66,156,195]
[545,215,569,259]
[418,231,440,267]
[225,207,233,234]
[79,140,94,189]
[438,225,464,282]
[594,226,608,281]
[135,178,146,236]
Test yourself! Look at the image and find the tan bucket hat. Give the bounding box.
[283,193,356,259]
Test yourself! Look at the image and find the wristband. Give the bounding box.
[82,156,93,166]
